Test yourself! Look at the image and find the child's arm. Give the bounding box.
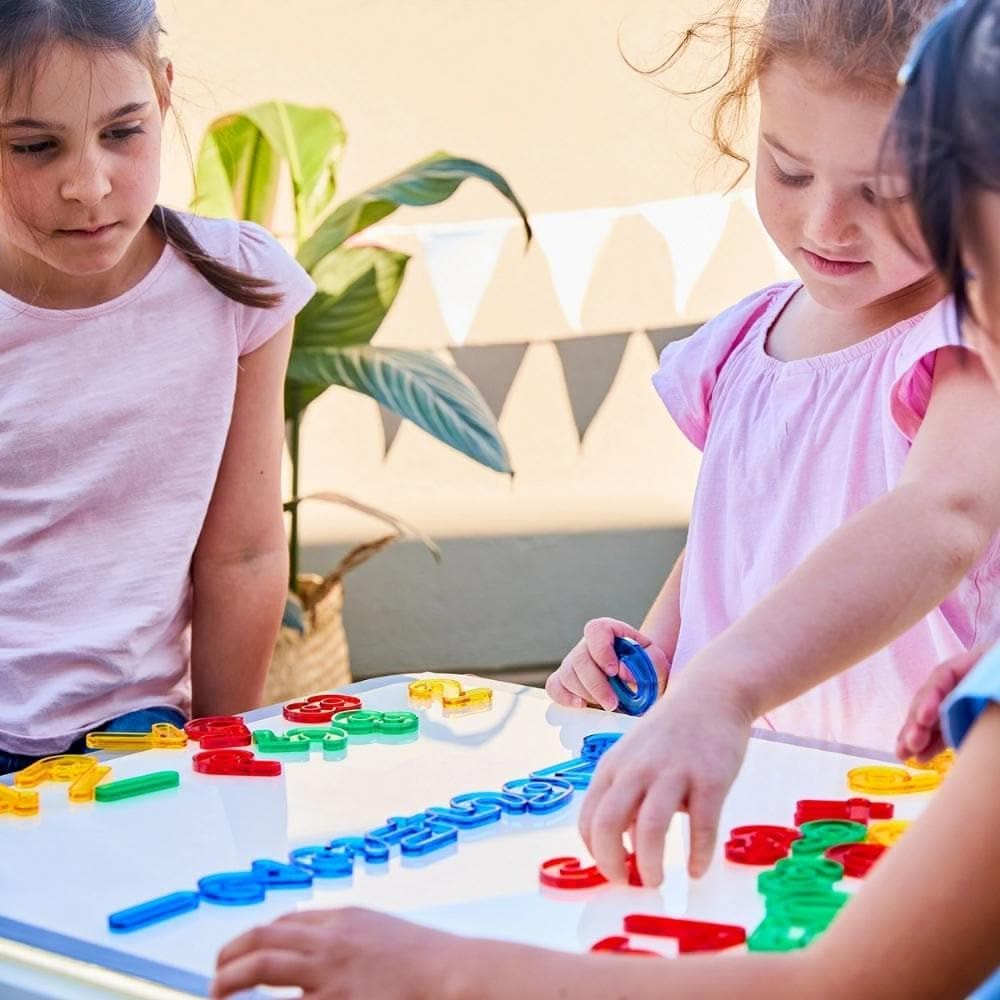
[546,548,683,710]
[642,546,685,653]
[189,323,293,718]
[211,706,1000,1000]
[581,347,1000,885]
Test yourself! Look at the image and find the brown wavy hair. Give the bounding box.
[0,0,282,308]
[626,0,948,182]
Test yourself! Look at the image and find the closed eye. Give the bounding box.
[104,124,145,142]
[10,138,56,155]
[773,163,811,188]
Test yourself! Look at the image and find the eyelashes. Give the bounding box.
[770,162,912,207]
[9,124,146,157]
[772,163,811,188]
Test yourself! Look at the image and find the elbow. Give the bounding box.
[193,539,289,584]
[922,488,994,578]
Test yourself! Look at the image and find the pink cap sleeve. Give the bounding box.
[890,299,963,442]
[651,284,788,450]
[235,222,317,356]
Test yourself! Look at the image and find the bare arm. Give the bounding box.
[579,347,1000,886]
[684,347,1000,720]
[447,707,1000,999]
[189,323,293,717]
[641,546,685,657]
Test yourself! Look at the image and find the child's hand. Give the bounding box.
[211,907,450,999]
[578,675,752,886]
[896,647,985,762]
[546,618,670,711]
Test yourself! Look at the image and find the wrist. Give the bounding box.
[671,650,761,726]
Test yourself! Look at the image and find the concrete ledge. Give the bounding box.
[302,526,687,678]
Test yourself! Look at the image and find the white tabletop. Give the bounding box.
[0,674,928,999]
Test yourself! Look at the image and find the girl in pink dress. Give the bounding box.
[545,0,1000,887]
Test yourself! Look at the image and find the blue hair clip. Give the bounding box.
[898,0,968,86]
[607,637,659,716]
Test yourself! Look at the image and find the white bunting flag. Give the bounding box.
[416,220,513,345]
[638,195,733,316]
[532,207,618,332]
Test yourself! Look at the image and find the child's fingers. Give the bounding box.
[573,655,620,711]
[577,756,614,848]
[216,921,317,968]
[544,671,585,709]
[587,780,644,883]
[582,619,626,674]
[897,721,933,760]
[556,661,600,708]
[914,692,945,728]
[911,733,946,764]
[216,924,273,967]
[686,778,727,878]
[632,784,684,887]
[212,948,314,998]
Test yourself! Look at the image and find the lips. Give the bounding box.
[801,248,869,277]
[56,223,118,237]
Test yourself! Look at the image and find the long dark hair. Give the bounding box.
[0,0,282,309]
[888,0,1000,320]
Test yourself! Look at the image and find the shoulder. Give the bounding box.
[651,282,795,450]
[171,212,291,270]
[889,296,966,441]
[893,296,962,364]
[692,281,796,345]
[656,281,794,372]
[169,210,242,260]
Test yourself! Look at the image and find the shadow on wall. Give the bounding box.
[303,526,687,679]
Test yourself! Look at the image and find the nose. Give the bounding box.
[59,149,112,208]
[802,187,860,252]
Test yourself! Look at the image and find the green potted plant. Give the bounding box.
[192,101,531,700]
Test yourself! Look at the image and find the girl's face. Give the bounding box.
[756,57,935,314]
[963,190,1000,387]
[0,42,166,293]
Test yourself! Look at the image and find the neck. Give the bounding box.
[854,270,948,333]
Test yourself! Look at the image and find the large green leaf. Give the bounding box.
[285,381,328,424]
[192,114,280,225]
[297,152,532,272]
[192,102,346,235]
[286,346,511,474]
[294,246,409,350]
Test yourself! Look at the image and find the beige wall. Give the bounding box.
[156,1,776,672]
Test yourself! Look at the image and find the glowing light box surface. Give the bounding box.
[0,676,929,997]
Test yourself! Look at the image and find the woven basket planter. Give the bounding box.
[263,533,396,705]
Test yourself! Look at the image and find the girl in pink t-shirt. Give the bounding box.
[0,1,315,773]
[546,0,1000,886]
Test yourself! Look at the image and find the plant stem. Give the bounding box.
[288,400,302,593]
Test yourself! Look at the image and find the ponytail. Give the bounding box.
[147,206,284,310]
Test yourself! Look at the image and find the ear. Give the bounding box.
[157,58,174,117]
